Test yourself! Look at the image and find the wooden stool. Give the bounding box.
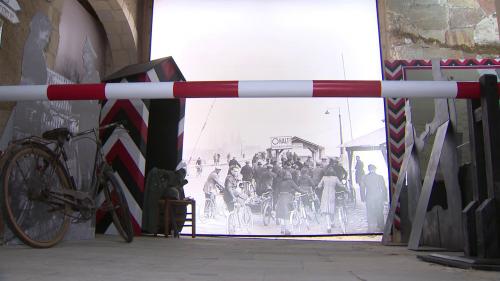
[161,198,196,238]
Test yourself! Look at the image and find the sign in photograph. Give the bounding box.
[270,136,293,149]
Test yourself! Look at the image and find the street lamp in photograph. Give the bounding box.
[324,107,344,158]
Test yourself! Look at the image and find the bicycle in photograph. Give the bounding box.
[260,190,276,226]
[203,192,217,220]
[343,179,357,210]
[226,198,253,235]
[334,190,349,234]
[0,122,134,248]
[289,192,310,233]
[304,191,320,225]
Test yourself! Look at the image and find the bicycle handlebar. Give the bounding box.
[73,121,125,138]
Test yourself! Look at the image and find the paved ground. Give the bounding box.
[0,235,498,281]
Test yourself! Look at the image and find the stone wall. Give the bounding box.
[381,0,499,59]
[0,0,151,139]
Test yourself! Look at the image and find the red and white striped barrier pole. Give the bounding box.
[0,80,497,100]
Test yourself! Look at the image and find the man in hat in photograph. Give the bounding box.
[361,164,388,232]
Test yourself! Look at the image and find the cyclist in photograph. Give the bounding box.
[203,166,224,215]
[276,171,306,235]
[317,167,347,233]
[196,157,203,177]
[223,166,244,212]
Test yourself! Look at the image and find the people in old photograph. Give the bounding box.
[223,166,243,212]
[355,156,366,201]
[187,148,388,235]
[203,166,224,217]
[361,164,388,232]
[181,98,388,236]
[317,168,346,233]
[276,171,305,235]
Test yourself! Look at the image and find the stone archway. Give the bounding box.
[87,0,138,72]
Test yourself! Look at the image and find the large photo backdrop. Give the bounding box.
[151,0,388,236]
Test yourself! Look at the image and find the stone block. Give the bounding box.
[108,0,122,10]
[422,47,466,59]
[112,10,127,22]
[448,0,479,8]
[120,35,135,50]
[92,1,111,11]
[477,0,496,16]
[128,50,138,64]
[108,34,122,50]
[474,15,500,44]
[408,5,448,30]
[96,9,113,22]
[414,0,447,5]
[112,49,130,67]
[419,30,446,42]
[391,45,425,60]
[445,28,475,46]
[105,21,122,35]
[386,0,412,12]
[52,0,65,12]
[450,8,485,28]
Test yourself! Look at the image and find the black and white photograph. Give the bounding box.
[150,0,389,236]
[181,98,388,236]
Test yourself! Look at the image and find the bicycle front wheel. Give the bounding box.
[103,171,134,242]
[2,144,71,248]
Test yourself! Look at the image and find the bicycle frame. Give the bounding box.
[9,122,122,220]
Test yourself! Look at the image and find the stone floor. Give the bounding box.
[0,235,498,281]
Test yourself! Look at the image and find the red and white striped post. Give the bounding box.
[0,80,497,100]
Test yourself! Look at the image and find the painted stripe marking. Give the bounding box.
[239,81,313,98]
[106,82,174,99]
[456,82,481,99]
[173,81,238,98]
[382,81,458,98]
[313,80,381,97]
[47,84,105,100]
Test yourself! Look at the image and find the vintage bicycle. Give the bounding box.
[260,190,275,226]
[335,190,349,234]
[289,192,311,233]
[0,122,134,248]
[227,197,253,235]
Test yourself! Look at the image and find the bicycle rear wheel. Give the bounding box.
[204,199,215,219]
[262,201,272,226]
[227,212,237,234]
[289,210,300,234]
[103,171,134,242]
[338,206,348,234]
[242,206,253,231]
[1,144,71,248]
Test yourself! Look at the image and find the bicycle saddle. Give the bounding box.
[42,128,71,141]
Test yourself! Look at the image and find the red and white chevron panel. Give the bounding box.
[0,80,497,100]
[97,75,150,236]
[96,57,186,236]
